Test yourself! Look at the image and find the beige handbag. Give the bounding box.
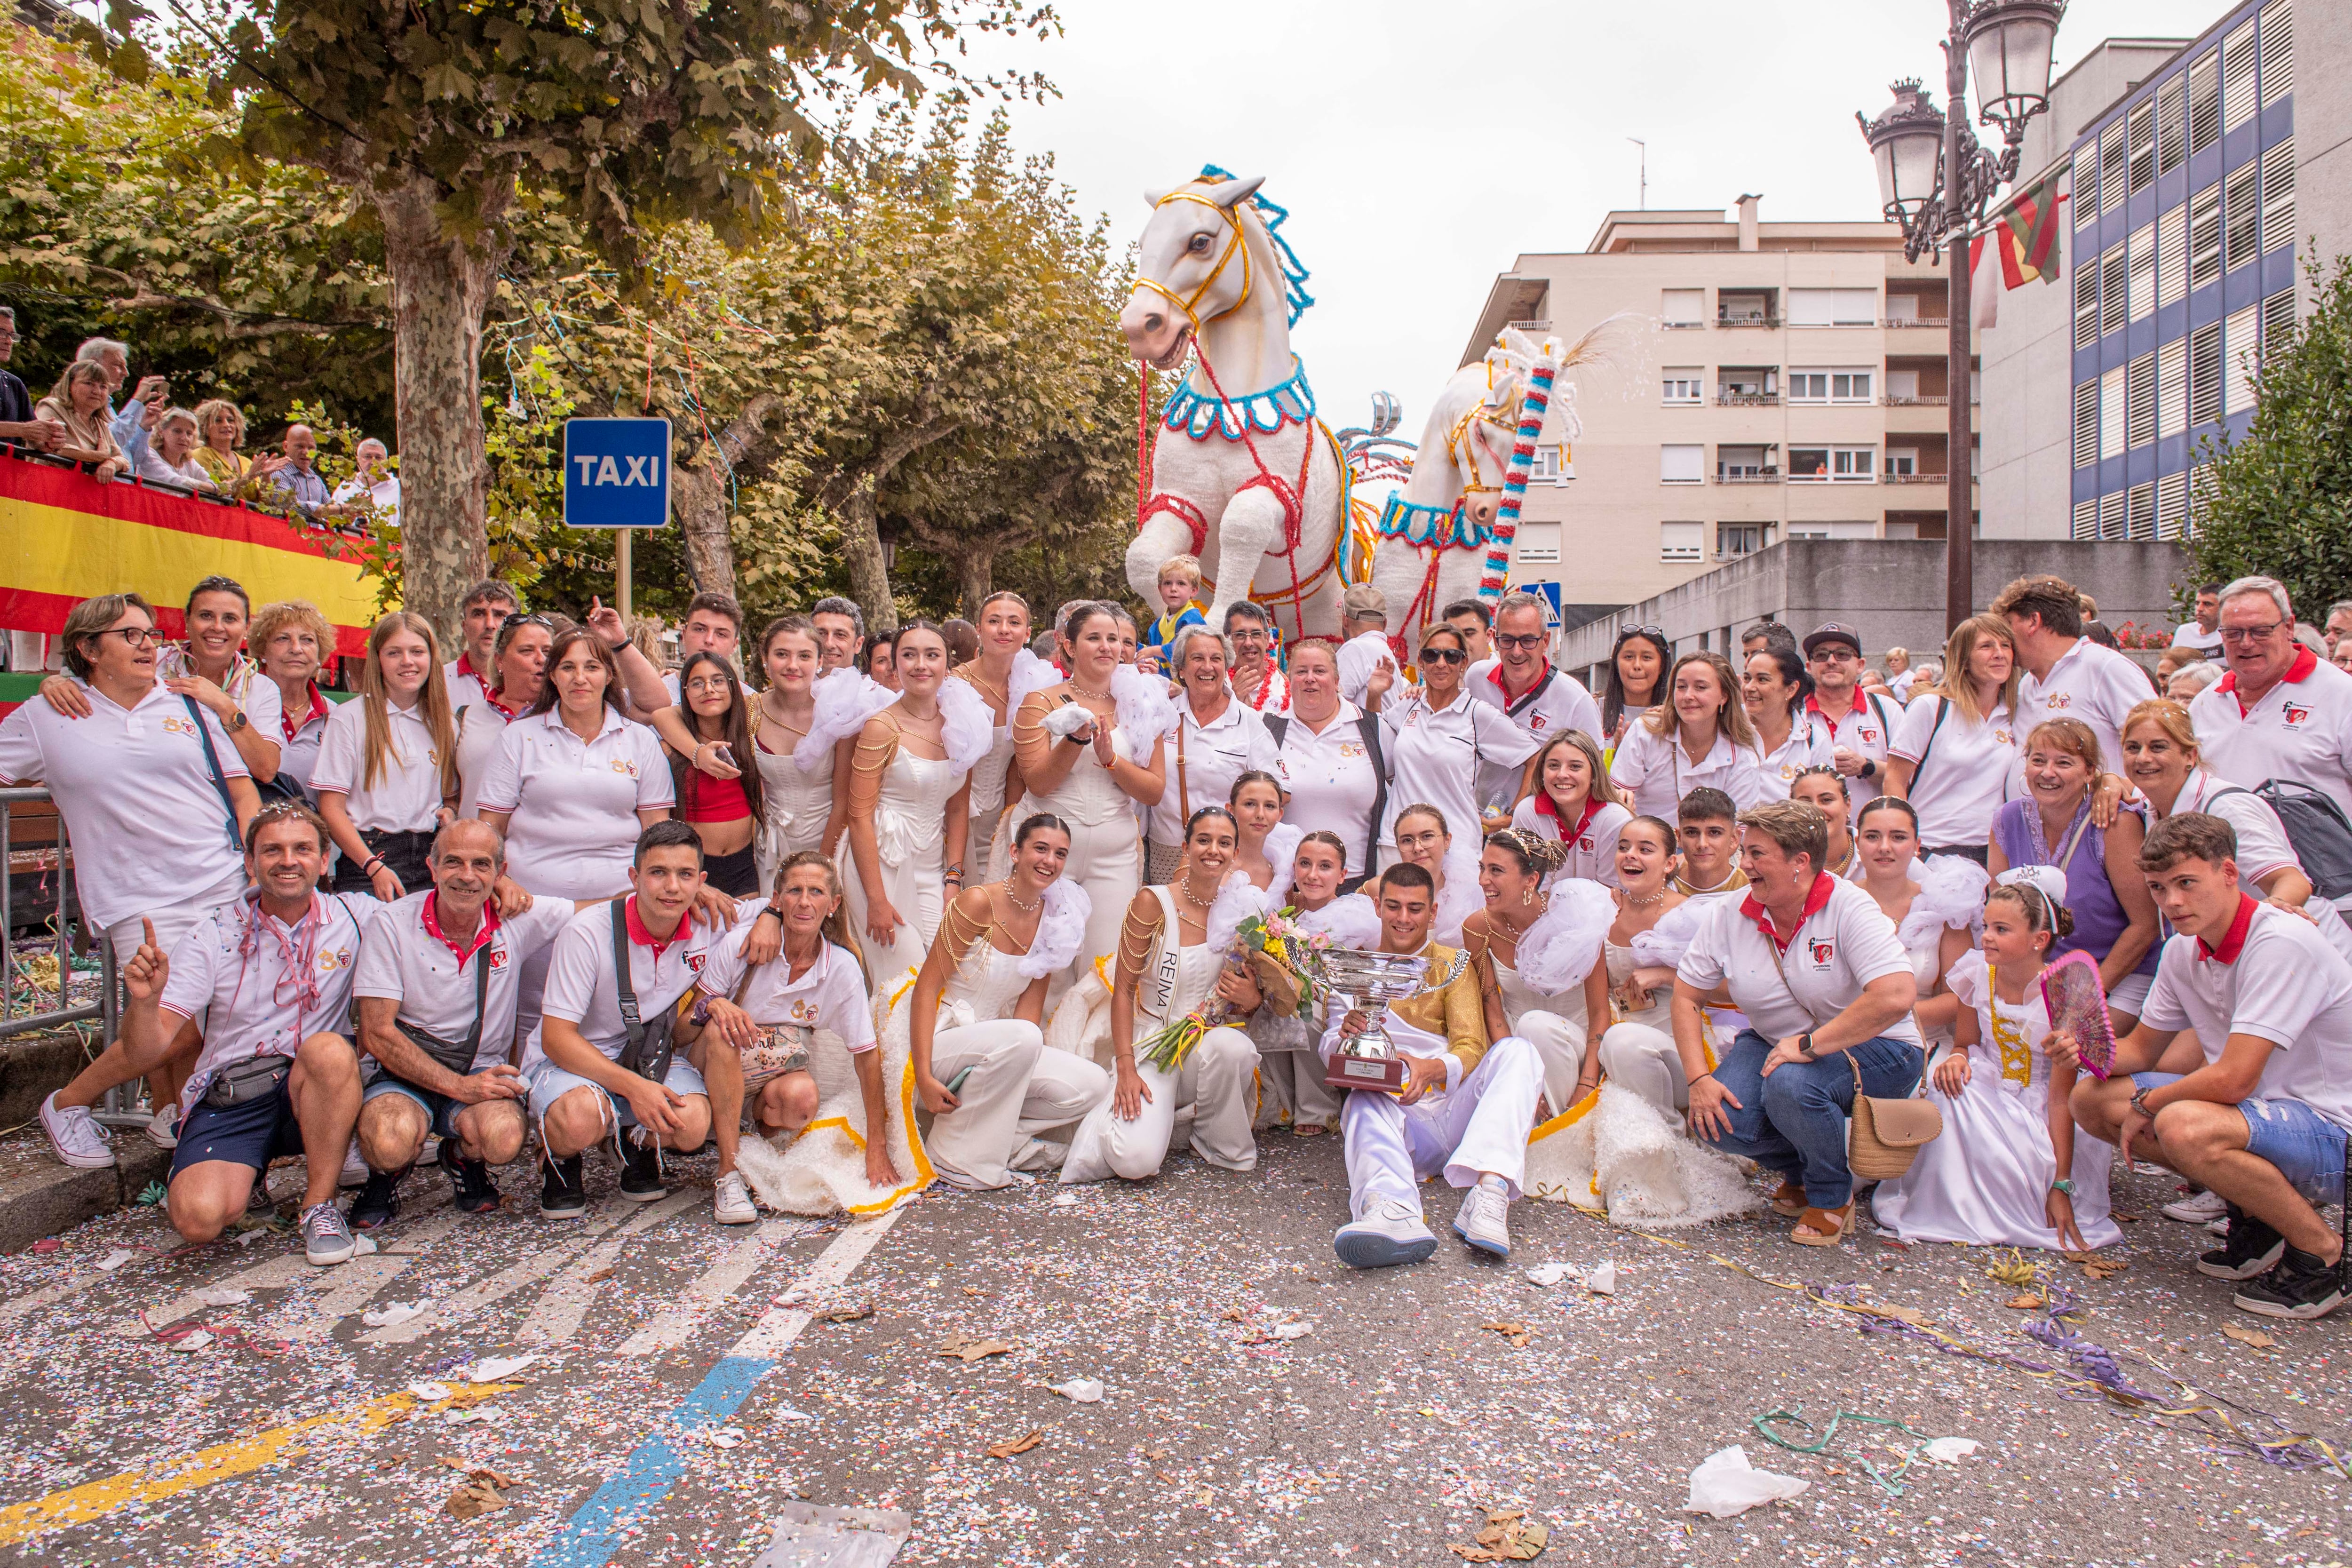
[1762,935,1942,1180]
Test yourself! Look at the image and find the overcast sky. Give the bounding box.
[962,0,2229,440]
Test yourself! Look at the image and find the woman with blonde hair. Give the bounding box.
[1509,728,1631,888]
[1884,614,2020,864]
[249,600,336,801]
[34,361,125,482]
[189,399,287,497]
[312,612,460,899]
[126,406,215,491]
[1607,650,1764,819]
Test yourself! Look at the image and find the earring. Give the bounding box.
[1521,885,1535,907]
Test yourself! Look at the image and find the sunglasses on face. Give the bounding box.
[1420,646,1468,665]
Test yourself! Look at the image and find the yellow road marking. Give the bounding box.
[0,1382,522,1546]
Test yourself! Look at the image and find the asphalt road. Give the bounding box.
[1,1132,2346,1568]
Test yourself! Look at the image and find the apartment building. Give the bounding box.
[1457,199,1968,623]
[1979,0,2350,544]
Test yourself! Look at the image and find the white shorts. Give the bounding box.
[2107,971,2152,1019]
[524,1057,708,1126]
[106,877,246,967]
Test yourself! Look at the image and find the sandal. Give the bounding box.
[1789,1202,1855,1247]
[1769,1180,1808,1218]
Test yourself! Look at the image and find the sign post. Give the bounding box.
[562,417,673,621]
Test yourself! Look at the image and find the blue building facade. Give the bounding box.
[2066,0,2297,541]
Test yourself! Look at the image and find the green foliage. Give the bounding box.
[2186,256,2352,613]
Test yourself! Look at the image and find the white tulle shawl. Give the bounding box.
[1629,897,1710,971]
[1261,823,1306,906]
[1205,870,1267,955]
[1017,878,1092,979]
[936,674,994,777]
[1005,649,1059,713]
[1295,892,1381,950]
[1900,853,1992,950]
[1515,879,1615,994]
[796,667,893,773]
[1110,663,1178,754]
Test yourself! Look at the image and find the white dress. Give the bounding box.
[1490,951,1588,1112]
[1006,726,1141,993]
[753,725,836,890]
[840,745,968,988]
[1872,952,2120,1250]
[964,724,1016,881]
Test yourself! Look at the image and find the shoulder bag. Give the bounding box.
[1759,923,1941,1179]
[611,899,681,1083]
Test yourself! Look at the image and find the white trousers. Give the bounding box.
[1597,1020,1686,1114]
[1063,1025,1260,1181]
[924,1020,1109,1190]
[1255,1047,1342,1130]
[1045,812,1140,1003]
[1512,1008,1590,1111]
[1340,1036,1545,1217]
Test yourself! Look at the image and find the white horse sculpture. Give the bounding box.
[1119,169,1351,646]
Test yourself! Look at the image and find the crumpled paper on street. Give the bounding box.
[1682,1444,1811,1518]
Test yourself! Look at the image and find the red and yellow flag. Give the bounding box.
[1992,171,2066,288]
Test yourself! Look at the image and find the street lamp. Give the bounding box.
[1857,0,2064,632]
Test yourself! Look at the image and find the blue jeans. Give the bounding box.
[2133,1072,2349,1204]
[1700,1029,1923,1209]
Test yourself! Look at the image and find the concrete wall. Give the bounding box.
[2298,0,2352,308]
[1556,538,2192,682]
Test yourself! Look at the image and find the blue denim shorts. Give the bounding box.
[2134,1071,2349,1203]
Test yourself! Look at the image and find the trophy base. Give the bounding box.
[1325,1054,1409,1093]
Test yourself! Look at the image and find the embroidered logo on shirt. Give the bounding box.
[488,947,510,971]
[2282,703,2312,729]
[1528,715,1549,731]
[1807,938,1835,967]
[1338,742,1366,760]
[318,947,353,973]
[1859,727,1879,743]
[610,758,640,776]
[685,952,707,973]
[2044,692,2071,710]
[1994,729,2013,746]
[161,714,199,737]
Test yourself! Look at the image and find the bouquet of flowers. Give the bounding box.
[1136,891,1327,1072]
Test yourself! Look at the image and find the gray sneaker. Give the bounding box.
[299,1201,356,1266]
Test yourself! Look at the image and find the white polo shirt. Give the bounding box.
[528,898,742,1069]
[1888,695,2016,848]
[1804,690,1898,774]
[160,891,378,1110]
[1378,688,1542,847]
[1149,696,1277,845]
[453,700,514,821]
[444,655,490,714]
[2170,621,2226,657]
[2190,648,2352,826]
[352,890,579,1072]
[1751,713,1836,797]
[1677,873,1921,1048]
[159,646,285,744]
[1271,703,1383,876]
[2140,896,2352,1131]
[1510,793,1630,889]
[1608,722,1769,821]
[310,695,447,833]
[0,677,250,931]
[475,707,675,899]
[277,684,333,804]
[695,926,877,1053]
[1466,659,1603,810]
[2015,637,2155,781]
[1336,629,1393,708]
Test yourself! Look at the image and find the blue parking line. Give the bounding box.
[524,1354,771,1568]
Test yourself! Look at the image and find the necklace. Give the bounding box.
[1000,880,1042,915]
[958,664,1008,708]
[1622,885,1667,908]
[762,693,810,737]
[1178,876,1218,911]
[1240,654,1289,712]
[1985,962,2036,1086]
[1069,680,1112,701]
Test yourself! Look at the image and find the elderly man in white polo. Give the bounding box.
[1672,797,1923,1247]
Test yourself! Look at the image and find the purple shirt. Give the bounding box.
[1990,798,2159,980]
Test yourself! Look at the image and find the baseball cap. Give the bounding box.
[1343,584,1388,620]
[1802,621,1863,658]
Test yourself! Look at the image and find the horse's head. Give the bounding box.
[1119,172,1268,368]
[1413,360,1520,533]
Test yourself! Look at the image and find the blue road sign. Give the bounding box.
[562,418,672,529]
[1528,581,1563,629]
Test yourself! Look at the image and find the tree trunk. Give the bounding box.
[374,172,514,649]
[671,393,781,605]
[837,477,897,634]
[953,543,995,617]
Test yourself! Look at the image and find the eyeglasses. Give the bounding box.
[2218,621,2285,644]
[501,613,553,630]
[1494,632,1546,652]
[99,627,162,648]
[684,676,734,694]
[1419,646,1468,665]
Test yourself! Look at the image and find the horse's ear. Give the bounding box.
[1203,174,1267,210]
[1144,185,1174,207]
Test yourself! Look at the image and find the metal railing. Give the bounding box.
[0,786,114,1043]
[1716,391,1780,406]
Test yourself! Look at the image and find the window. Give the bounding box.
[1718,522,1772,559]
[1530,445,1569,482]
[1717,289,1776,326]
[2262,137,2295,255]
[1884,368,1920,401]
[1660,444,1704,484]
[1785,288,1876,326]
[2071,144,2098,225]
[1717,366,1777,402]
[1661,288,1704,326]
[2159,337,2188,439]
[2099,366,2125,460]
[2128,483,2157,541]
[2189,53,2220,154]
[2264,287,2297,350]
[2074,255,2100,348]
[1884,449,1919,478]
[2189,183,2222,289]
[2226,160,2260,271]
[1660,522,1703,563]
[2159,75,2186,174]
[2226,304,2260,414]
[2262,0,2292,106]
[2189,320,2223,424]
[1516,524,1561,564]
[2127,354,2156,447]
[2158,471,2189,539]
[2224,21,2258,131]
[2158,202,2187,308]
[2129,103,2156,193]
[2129,224,2155,322]
[2099,490,2126,541]
[2073,381,2099,468]
[1883,292,1921,321]
[2100,123,2126,215]
[2099,242,2126,336]
[2072,498,2098,540]
[1788,446,1875,482]
[1661,368,1703,404]
[1787,367,1872,404]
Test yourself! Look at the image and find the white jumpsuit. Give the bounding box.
[1328,999,1545,1217]
[840,744,968,988]
[1006,726,1141,996]
[753,727,836,891]
[1490,952,1590,1113]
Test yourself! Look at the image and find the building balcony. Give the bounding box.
[1882,470,1952,484]
[1879,393,1978,406]
[1716,392,1780,407]
[1715,469,1781,484]
[1716,313,1781,329]
[1883,316,1953,332]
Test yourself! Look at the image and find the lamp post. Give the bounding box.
[1859,0,2063,632]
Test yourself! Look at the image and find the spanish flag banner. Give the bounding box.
[0,452,381,656]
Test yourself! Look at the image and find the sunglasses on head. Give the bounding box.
[1614,625,1666,645]
[501,612,553,630]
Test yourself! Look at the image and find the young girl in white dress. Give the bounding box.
[1228,770,1304,899]
[1249,831,1378,1138]
[951,592,1041,883]
[1873,866,2118,1251]
[751,616,848,885]
[1851,796,1980,1053]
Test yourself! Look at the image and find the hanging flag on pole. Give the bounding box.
[1993,171,2066,288]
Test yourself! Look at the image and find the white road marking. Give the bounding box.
[360,1199,635,1345]
[733,1211,899,1361]
[279,1212,464,1342]
[615,1216,796,1358]
[124,1190,456,1336]
[513,1188,700,1345]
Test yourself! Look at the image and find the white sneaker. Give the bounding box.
[1333,1199,1438,1270]
[713,1170,757,1226]
[144,1104,179,1150]
[340,1140,370,1188]
[2163,1188,2229,1224]
[40,1092,114,1170]
[1453,1180,1512,1259]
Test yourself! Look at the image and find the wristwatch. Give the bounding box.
[1859,758,1876,780]
[2049,1178,2076,1196]
[225,708,248,733]
[1796,1032,1817,1060]
[2129,1086,2153,1118]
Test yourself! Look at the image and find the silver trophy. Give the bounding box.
[1308,948,1462,1093]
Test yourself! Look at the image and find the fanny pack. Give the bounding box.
[402,947,493,1076]
[204,1051,291,1109]
[612,900,680,1083]
[741,1023,813,1085]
